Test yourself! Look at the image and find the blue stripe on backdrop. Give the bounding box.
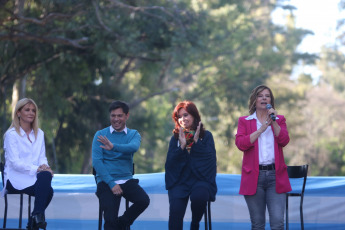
[3,173,342,196]
[215,174,345,197]
[3,219,345,230]
[2,173,345,230]
[54,173,345,196]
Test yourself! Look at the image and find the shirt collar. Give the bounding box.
[245,112,257,120]
[245,111,279,120]
[110,125,127,134]
[19,127,34,136]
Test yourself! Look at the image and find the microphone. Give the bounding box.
[266,104,276,121]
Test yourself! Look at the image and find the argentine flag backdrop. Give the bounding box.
[1,173,345,229]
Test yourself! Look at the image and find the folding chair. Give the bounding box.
[1,161,32,230]
[286,164,309,230]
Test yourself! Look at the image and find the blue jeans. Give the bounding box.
[244,170,286,230]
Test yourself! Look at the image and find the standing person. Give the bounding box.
[165,101,217,230]
[92,100,150,230]
[1,98,54,230]
[235,85,291,230]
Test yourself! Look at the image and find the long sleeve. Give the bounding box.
[92,130,116,189]
[275,115,290,147]
[5,132,36,175]
[38,136,48,166]
[190,131,217,183]
[92,127,140,190]
[112,130,141,154]
[165,131,218,201]
[3,128,47,191]
[235,116,255,152]
[4,129,42,176]
[165,136,188,190]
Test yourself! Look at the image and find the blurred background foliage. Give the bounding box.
[1,0,345,176]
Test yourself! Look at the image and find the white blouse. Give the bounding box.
[245,112,275,165]
[1,127,48,196]
[257,120,275,165]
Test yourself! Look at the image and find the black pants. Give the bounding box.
[6,171,54,216]
[168,186,209,230]
[96,179,150,230]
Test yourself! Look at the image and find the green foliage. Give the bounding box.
[0,0,324,175]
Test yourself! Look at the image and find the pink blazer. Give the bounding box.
[235,115,292,195]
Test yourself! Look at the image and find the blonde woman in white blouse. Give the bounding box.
[2,98,54,230]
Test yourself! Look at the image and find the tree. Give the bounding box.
[0,0,313,174]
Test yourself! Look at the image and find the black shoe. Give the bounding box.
[190,221,199,230]
[26,216,32,230]
[32,213,47,229]
[116,218,129,230]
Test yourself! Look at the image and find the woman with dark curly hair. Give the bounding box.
[165,101,217,230]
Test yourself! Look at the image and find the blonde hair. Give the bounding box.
[248,85,275,115]
[7,98,39,138]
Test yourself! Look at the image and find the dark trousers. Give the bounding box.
[6,171,54,215]
[96,179,150,230]
[168,186,209,230]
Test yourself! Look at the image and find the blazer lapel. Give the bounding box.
[249,119,260,171]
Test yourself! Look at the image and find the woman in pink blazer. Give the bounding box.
[235,85,291,230]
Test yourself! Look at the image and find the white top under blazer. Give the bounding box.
[1,127,49,196]
[245,112,276,165]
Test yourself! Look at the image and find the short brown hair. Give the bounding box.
[248,85,275,115]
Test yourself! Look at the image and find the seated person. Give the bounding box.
[1,98,54,230]
[92,100,150,230]
[165,101,217,230]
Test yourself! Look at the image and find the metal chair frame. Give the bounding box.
[204,200,212,230]
[1,161,32,230]
[286,164,309,230]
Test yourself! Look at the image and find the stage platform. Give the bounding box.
[1,173,345,229]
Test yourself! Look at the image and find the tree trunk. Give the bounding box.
[81,145,92,174]
[11,75,27,115]
[11,81,19,117]
[11,0,26,113]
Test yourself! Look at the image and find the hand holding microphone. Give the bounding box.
[266,104,276,121]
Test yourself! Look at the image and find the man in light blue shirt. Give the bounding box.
[92,100,150,230]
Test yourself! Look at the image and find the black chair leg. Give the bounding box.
[3,194,8,228]
[286,195,289,230]
[208,201,212,230]
[125,199,130,230]
[204,201,211,230]
[300,199,304,230]
[3,194,34,230]
[19,193,24,228]
[28,195,32,228]
[204,205,208,230]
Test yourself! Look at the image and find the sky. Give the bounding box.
[272,0,343,82]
